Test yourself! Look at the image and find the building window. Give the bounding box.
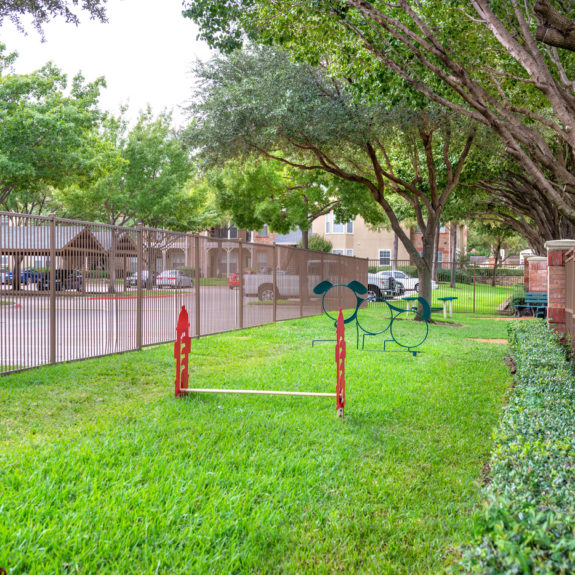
[257,225,268,237]
[326,211,353,234]
[332,249,344,255]
[436,251,443,269]
[346,249,353,257]
[379,250,391,265]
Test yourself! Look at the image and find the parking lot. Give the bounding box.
[0,284,319,372]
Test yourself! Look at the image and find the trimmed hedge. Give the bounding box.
[456,320,575,573]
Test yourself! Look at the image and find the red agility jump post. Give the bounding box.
[174,305,191,397]
[174,305,347,417]
[335,308,346,419]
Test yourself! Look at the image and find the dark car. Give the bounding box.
[37,270,82,292]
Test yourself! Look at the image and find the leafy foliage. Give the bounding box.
[187,45,478,301]
[302,234,332,252]
[457,320,575,572]
[57,109,195,230]
[0,0,107,32]
[0,45,117,212]
[182,0,575,246]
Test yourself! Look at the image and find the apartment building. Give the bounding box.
[311,211,467,265]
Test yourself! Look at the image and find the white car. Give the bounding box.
[375,270,438,295]
[156,270,194,289]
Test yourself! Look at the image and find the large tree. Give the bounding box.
[183,0,575,236]
[57,109,195,230]
[187,47,478,302]
[0,45,117,212]
[202,156,383,249]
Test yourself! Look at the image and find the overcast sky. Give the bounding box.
[0,0,213,126]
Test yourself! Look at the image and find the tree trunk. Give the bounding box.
[300,228,309,250]
[431,224,441,282]
[416,238,435,314]
[392,233,398,270]
[12,256,23,291]
[492,238,502,288]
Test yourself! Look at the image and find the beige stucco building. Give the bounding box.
[311,212,411,262]
[312,212,467,265]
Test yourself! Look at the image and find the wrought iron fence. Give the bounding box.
[367,258,524,315]
[0,212,367,375]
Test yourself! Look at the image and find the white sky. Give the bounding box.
[0,0,213,127]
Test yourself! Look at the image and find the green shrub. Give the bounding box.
[473,267,524,277]
[301,235,333,252]
[436,268,473,284]
[456,320,575,573]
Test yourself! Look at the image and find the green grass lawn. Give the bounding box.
[0,313,513,574]
[432,282,514,314]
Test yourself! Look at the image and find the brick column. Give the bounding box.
[545,240,575,335]
[524,256,547,293]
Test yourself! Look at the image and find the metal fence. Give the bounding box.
[0,212,367,375]
[367,258,524,315]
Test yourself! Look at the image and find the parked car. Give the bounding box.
[1,269,44,285]
[375,270,438,295]
[126,270,158,288]
[366,271,396,299]
[37,270,82,292]
[156,270,194,289]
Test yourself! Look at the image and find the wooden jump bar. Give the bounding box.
[181,388,337,397]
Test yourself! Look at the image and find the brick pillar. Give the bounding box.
[524,256,547,293]
[545,240,575,335]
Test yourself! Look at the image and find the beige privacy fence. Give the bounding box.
[0,212,367,375]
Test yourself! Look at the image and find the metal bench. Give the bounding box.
[514,292,547,318]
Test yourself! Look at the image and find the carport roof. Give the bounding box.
[0,225,137,255]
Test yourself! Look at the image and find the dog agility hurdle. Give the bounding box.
[174,306,346,418]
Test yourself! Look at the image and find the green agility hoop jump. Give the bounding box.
[312,281,431,356]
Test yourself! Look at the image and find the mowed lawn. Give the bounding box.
[431,282,515,314]
[0,313,513,574]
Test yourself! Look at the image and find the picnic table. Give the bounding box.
[437,296,458,319]
[401,296,419,317]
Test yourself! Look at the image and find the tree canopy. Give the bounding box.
[0,45,118,213]
[57,109,195,230]
[183,0,575,237]
[187,45,479,300]
[0,0,107,32]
